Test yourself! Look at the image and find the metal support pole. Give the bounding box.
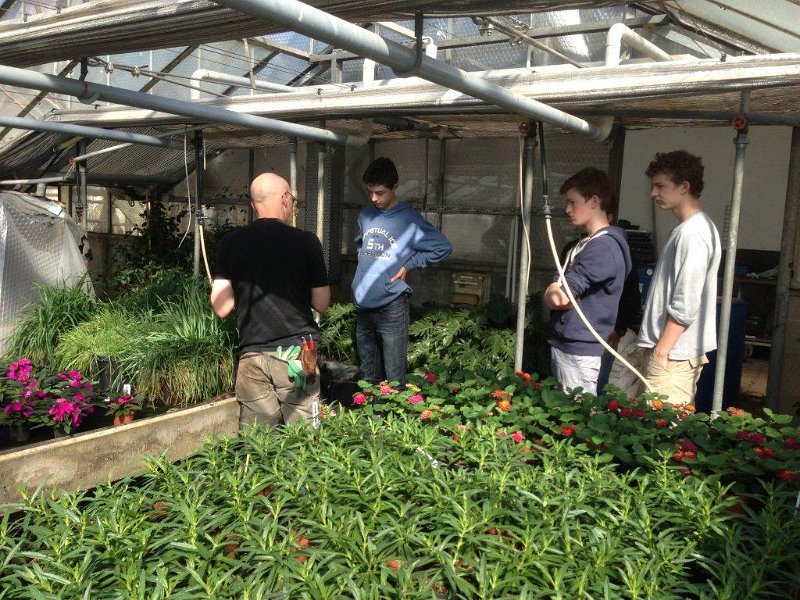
[514,125,536,371]
[289,137,298,194]
[316,137,326,243]
[248,148,255,223]
[712,92,750,413]
[436,139,446,230]
[0,64,349,146]
[76,139,88,229]
[193,130,204,278]
[766,126,800,409]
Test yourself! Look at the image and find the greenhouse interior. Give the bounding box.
[1,0,800,597]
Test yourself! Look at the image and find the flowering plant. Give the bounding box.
[0,358,98,434]
[105,393,141,418]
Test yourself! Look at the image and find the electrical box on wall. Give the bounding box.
[451,272,490,306]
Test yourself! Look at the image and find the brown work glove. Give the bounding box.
[301,345,318,383]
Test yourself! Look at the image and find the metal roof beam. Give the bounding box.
[214,0,603,139]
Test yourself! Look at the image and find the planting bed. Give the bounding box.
[1,410,798,598]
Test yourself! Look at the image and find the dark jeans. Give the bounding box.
[596,350,614,394]
[356,295,410,384]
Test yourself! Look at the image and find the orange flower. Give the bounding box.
[727,407,745,417]
[655,418,669,428]
[651,400,663,410]
[497,399,511,411]
[491,389,511,402]
[420,409,433,420]
[385,560,401,570]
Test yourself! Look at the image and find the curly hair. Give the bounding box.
[559,167,616,217]
[645,150,704,197]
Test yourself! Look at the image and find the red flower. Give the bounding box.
[748,432,765,446]
[534,381,543,391]
[784,437,800,450]
[633,409,647,418]
[753,446,775,459]
[777,470,797,483]
[510,431,524,443]
[607,400,619,412]
[735,430,750,441]
[424,372,437,384]
[655,418,669,428]
[561,424,576,437]
[678,439,698,452]
[619,408,633,418]
[450,386,461,394]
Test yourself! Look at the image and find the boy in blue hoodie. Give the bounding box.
[352,157,452,384]
[544,168,632,396]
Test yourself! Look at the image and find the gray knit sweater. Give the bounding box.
[637,211,721,360]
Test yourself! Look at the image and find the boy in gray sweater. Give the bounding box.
[637,151,721,406]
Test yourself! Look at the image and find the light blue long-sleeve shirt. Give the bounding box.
[352,202,452,309]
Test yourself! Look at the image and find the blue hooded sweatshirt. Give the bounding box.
[352,201,452,309]
[548,225,632,356]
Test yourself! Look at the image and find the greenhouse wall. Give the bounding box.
[620,125,791,252]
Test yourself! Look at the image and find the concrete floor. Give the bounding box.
[740,357,769,399]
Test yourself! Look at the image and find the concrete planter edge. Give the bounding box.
[0,394,239,510]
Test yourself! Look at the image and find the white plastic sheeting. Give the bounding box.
[0,191,92,353]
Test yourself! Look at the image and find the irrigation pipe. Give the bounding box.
[536,122,653,394]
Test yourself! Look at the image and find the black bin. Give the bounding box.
[695,298,748,413]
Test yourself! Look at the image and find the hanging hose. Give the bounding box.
[537,121,653,394]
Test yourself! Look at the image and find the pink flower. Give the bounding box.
[379,384,393,395]
[510,431,524,443]
[424,372,437,384]
[68,370,83,380]
[4,402,23,414]
[352,393,367,405]
[49,397,77,423]
[408,394,423,405]
[679,439,698,452]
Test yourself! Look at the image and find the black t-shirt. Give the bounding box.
[214,218,329,355]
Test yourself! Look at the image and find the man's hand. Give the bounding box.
[390,266,408,282]
[607,330,622,350]
[544,282,573,310]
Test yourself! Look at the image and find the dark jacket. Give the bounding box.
[549,226,633,356]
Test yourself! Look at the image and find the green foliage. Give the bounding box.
[104,263,196,310]
[408,307,516,375]
[2,413,798,598]
[118,286,237,407]
[358,368,800,494]
[53,306,154,376]
[319,302,357,363]
[5,281,95,367]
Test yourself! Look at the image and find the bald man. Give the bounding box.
[211,173,330,427]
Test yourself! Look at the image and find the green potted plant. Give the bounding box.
[105,392,142,426]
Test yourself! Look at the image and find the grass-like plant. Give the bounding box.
[53,305,154,378]
[2,412,798,598]
[4,281,95,366]
[119,287,236,407]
